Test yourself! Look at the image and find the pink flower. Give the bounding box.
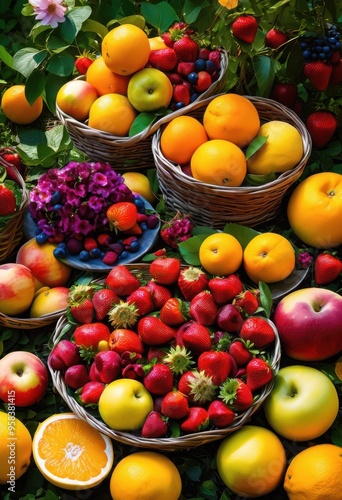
[29,0,67,28]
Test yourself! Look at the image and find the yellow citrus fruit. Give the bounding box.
[102,24,150,75]
[335,355,342,381]
[287,171,342,248]
[190,139,246,187]
[247,120,304,175]
[29,286,70,318]
[32,412,114,490]
[199,232,243,276]
[217,425,287,498]
[1,85,43,125]
[243,232,295,284]
[203,93,260,148]
[284,443,342,500]
[149,36,168,50]
[88,94,137,136]
[122,171,157,204]
[0,411,32,484]
[109,451,182,500]
[86,56,131,96]
[160,115,208,165]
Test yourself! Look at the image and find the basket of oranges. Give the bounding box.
[55,23,228,172]
[48,262,281,452]
[152,94,312,228]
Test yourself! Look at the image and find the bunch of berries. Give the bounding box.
[300,25,341,63]
[160,211,194,249]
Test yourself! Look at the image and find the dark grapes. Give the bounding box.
[300,25,341,62]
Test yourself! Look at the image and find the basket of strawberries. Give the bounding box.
[48,260,281,451]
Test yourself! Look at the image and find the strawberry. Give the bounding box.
[330,59,342,86]
[143,363,174,395]
[246,358,273,392]
[141,410,169,438]
[189,290,218,326]
[137,316,176,345]
[233,290,259,316]
[77,381,105,405]
[106,202,138,232]
[173,34,199,62]
[270,82,298,110]
[194,71,212,92]
[126,287,155,316]
[0,184,16,216]
[48,339,82,372]
[229,339,254,366]
[73,322,111,351]
[303,61,332,91]
[145,280,173,309]
[148,47,178,71]
[161,390,189,419]
[94,350,122,384]
[197,350,232,386]
[180,407,209,433]
[92,288,120,321]
[208,274,243,305]
[64,364,89,390]
[239,317,276,348]
[177,61,196,77]
[159,297,189,326]
[177,369,216,404]
[69,297,94,324]
[177,266,209,302]
[172,83,191,106]
[219,377,254,411]
[108,328,144,355]
[207,400,235,428]
[75,56,93,75]
[231,15,258,44]
[314,252,342,285]
[105,265,141,296]
[306,111,337,149]
[176,321,212,356]
[161,31,174,47]
[265,28,288,49]
[149,257,181,285]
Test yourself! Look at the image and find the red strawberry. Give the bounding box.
[246,358,273,392]
[105,265,141,295]
[239,317,276,348]
[219,377,254,411]
[0,185,16,216]
[77,380,105,405]
[197,350,232,385]
[161,390,189,419]
[233,290,259,316]
[177,369,216,404]
[194,71,212,92]
[126,287,155,316]
[217,303,244,333]
[176,321,212,356]
[173,35,199,62]
[167,72,184,85]
[141,410,169,438]
[330,59,342,86]
[270,82,298,110]
[159,297,189,326]
[265,28,288,49]
[208,274,243,305]
[145,281,173,309]
[177,266,209,302]
[303,61,332,91]
[2,152,22,171]
[137,316,176,345]
[172,83,191,106]
[64,364,89,390]
[314,252,342,285]
[189,290,218,326]
[161,31,174,47]
[229,339,254,366]
[149,48,178,71]
[94,350,121,384]
[149,257,181,285]
[75,55,93,75]
[231,15,258,44]
[143,363,174,395]
[48,339,82,372]
[69,297,94,324]
[306,111,337,149]
[73,322,111,350]
[177,61,196,77]
[207,400,235,428]
[92,288,120,321]
[180,407,209,433]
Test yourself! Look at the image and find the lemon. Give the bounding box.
[247,120,304,175]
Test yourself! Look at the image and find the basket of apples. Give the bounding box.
[55,22,228,172]
[48,259,281,451]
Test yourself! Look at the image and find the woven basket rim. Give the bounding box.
[0,308,67,330]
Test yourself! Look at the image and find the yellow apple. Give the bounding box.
[29,286,70,318]
[127,67,173,112]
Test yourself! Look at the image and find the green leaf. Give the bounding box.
[46,52,75,77]
[244,172,277,186]
[129,112,158,137]
[192,226,217,236]
[253,54,277,96]
[26,72,46,104]
[245,135,268,160]
[178,234,209,265]
[141,1,178,33]
[223,223,261,249]
[82,19,108,39]
[0,45,13,68]
[66,6,92,35]
[258,281,273,318]
[12,48,47,78]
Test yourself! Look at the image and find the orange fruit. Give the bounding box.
[243,232,295,284]
[287,171,342,249]
[85,56,131,96]
[203,93,260,148]
[106,201,138,231]
[283,443,342,500]
[109,450,182,500]
[108,328,145,355]
[32,412,114,490]
[102,24,150,75]
[199,232,243,276]
[1,85,43,125]
[160,115,208,165]
[190,139,247,187]
[88,94,137,136]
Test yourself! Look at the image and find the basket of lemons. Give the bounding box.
[152,93,312,228]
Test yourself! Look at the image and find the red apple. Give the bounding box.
[0,263,36,316]
[0,351,49,407]
[64,364,89,390]
[273,287,342,361]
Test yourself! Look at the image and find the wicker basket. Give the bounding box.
[55,49,228,172]
[48,265,281,451]
[152,95,312,228]
[0,153,29,262]
[0,308,67,330]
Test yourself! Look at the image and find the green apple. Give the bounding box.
[263,365,339,441]
[127,67,173,112]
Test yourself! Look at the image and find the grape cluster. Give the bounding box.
[300,25,341,62]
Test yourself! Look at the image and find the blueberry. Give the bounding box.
[188,72,198,84]
[79,250,90,261]
[53,246,67,259]
[118,250,129,260]
[190,92,200,103]
[174,102,185,110]
[133,197,145,211]
[36,232,49,245]
[140,222,148,231]
[58,242,67,250]
[90,247,102,258]
[128,240,140,252]
[205,60,217,74]
[50,191,61,205]
[53,204,63,211]
[303,50,311,59]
